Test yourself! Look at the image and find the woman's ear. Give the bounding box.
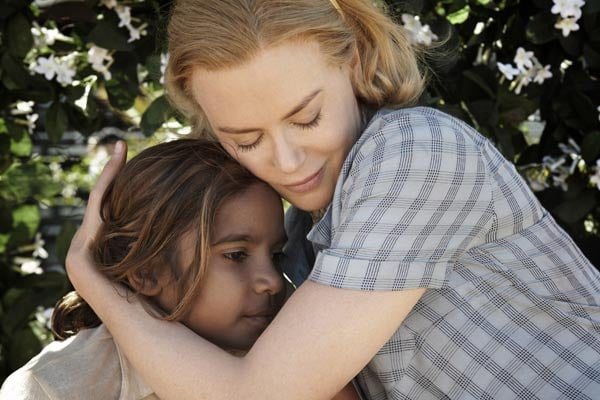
[127,266,172,297]
[350,46,362,74]
[349,46,363,95]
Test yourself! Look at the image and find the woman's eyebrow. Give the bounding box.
[281,88,322,119]
[217,89,322,134]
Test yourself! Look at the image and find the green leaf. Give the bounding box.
[0,234,8,253]
[554,191,596,224]
[1,53,29,90]
[0,162,61,204]
[140,96,174,136]
[7,327,42,370]
[0,133,11,173]
[526,12,556,45]
[45,102,69,144]
[9,129,32,157]
[87,18,133,52]
[55,220,78,266]
[583,0,600,15]
[462,67,497,99]
[583,44,600,69]
[105,74,138,110]
[12,204,40,239]
[447,5,470,25]
[581,131,600,165]
[6,12,33,58]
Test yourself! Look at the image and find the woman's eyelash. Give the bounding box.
[236,113,321,152]
[294,112,322,130]
[237,136,263,152]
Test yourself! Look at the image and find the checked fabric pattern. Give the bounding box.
[291,107,600,399]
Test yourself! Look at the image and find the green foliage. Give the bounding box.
[386,0,600,261]
[0,0,175,384]
[0,0,598,387]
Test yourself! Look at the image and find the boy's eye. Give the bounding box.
[224,251,247,262]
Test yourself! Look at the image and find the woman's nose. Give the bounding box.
[272,132,305,174]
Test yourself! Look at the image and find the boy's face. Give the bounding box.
[157,182,288,351]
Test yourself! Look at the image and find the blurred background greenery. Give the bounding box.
[0,0,599,385]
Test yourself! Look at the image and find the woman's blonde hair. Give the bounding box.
[52,139,261,340]
[165,0,427,137]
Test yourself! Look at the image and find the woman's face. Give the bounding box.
[157,183,288,351]
[190,41,362,211]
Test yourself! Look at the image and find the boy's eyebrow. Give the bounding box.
[217,89,322,134]
[212,234,251,245]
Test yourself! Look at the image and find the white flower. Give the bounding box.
[401,14,422,33]
[31,55,77,85]
[32,233,49,259]
[55,60,76,85]
[160,53,169,84]
[88,45,111,67]
[596,105,600,122]
[35,307,55,330]
[126,23,147,43]
[551,0,585,19]
[514,47,534,72]
[61,183,77,198]
[100,0,117,9]
[514,71,534,94]
[26,113,39,134]
[11,100,34,115]
[533,65,553,84]
[555,17,580,37]
[31,23,70,48]
[415,25,438,46]
[525,168,550,192]
[116,5,132,28]
[552,172,569,191]
[32,55,58,80]
[88,45,113,80]
[591,160,600,189]
[400,14,438,46]
[497,62,520,80]
[21,259,43,275]
[127,25,141,42]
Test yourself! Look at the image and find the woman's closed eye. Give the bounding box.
[236,136,263,152]
[291,112,322,130]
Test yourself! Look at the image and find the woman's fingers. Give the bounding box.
[66,141,127,282]
[80,140,127,234]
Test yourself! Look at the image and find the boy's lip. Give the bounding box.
[244,310,276,328]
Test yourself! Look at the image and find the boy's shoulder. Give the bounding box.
[0,325,156,400]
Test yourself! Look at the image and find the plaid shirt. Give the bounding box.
[284,107,600,399]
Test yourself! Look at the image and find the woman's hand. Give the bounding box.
[65,140,127,294]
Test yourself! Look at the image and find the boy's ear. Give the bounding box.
[127,266,172,297]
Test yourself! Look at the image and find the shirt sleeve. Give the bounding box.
[0,369,51,400]
[308,109,495,291]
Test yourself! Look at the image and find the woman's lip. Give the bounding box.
[283,168,324,193]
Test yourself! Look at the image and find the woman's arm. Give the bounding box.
[67,141,424,400]
[70,252,423,400]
